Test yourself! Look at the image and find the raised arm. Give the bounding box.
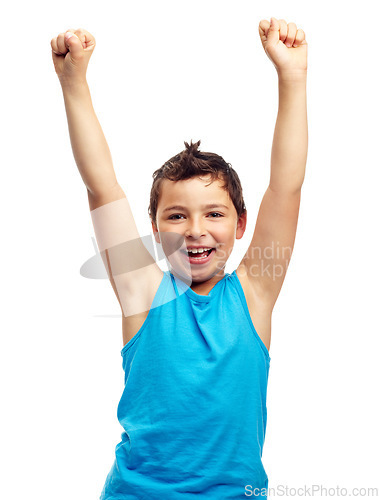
[51,29,163,315]
[51,29,120,202]
[239,17,308,308]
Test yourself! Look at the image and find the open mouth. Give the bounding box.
[181,248,215,260]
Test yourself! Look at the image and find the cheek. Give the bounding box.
[215,224,235,241]
[214,226,236,256]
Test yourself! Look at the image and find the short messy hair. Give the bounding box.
[148,139,246,228]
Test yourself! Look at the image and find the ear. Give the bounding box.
[236,211,247,240]
[151,220,161,244]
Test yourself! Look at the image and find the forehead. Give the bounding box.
[158,175,231,208]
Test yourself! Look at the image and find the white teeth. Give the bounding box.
[187,247,211,254]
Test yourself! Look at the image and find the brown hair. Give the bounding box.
[148,139,246,228]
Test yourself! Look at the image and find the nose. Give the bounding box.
[184,217,207,239]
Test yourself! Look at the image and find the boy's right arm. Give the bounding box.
[51,29,117,199]
[51,29,163,315]
[60,79,120,205]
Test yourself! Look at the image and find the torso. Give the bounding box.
[121,265,272,352]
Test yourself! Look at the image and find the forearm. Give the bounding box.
[269,72,308,194]
[61,80,118,195]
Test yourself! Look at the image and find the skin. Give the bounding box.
[51,16,308,349]
[151,175,247,295]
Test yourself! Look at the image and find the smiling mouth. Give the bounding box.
[182,247,214,254]
[179,248,216,261]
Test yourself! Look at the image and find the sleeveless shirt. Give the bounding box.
[99,269,271,499]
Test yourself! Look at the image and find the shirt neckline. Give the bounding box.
[169,271,232,302]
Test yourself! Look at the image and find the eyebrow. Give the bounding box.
[162,203,229,213]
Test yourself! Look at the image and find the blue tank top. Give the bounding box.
[100,269,271,499]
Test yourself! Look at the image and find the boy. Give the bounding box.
[51,16,308,499]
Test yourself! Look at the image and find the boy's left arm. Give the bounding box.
[239,17,308,308]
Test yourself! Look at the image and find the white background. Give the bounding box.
[1,0,378,498]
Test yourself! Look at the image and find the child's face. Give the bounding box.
[152,175,247,283]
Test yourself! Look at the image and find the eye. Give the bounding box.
[168,214,184,220]
[208,212,222,218]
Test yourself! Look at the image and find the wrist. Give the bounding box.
[59,77,89,94]
[277,69,307,84]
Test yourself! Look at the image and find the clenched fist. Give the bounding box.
[51,28,96,84]
[258,17,307,76]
